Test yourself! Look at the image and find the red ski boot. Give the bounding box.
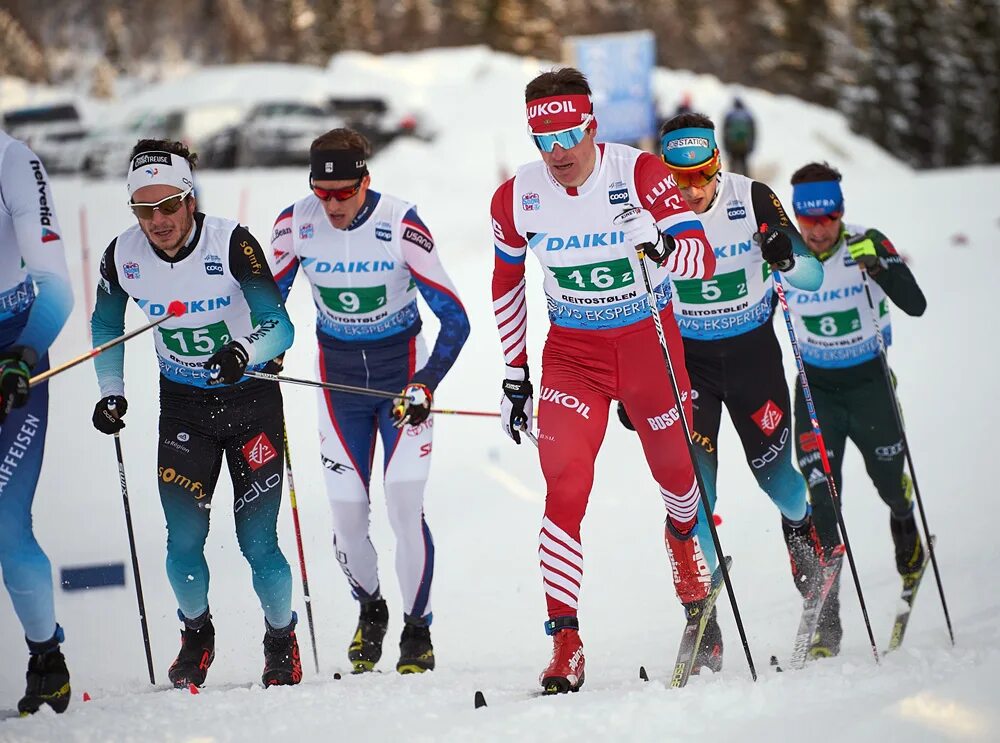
[539,617,585,694]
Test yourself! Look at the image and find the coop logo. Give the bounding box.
[751,400,784,435]
[608,188,629,205]
[242,432,277,471]
[375,221,392,241]
[299,223,315,240]
[522,192,540,211]
[727,204,747,220]
[204,253,223,275]
[539,386,591,419]
[123,261,141,280]
[526,100,579,117]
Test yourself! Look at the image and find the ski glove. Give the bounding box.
[93,395,128,435]
[614,206,674,265]
[755,228,795,271]
[500,365,533,445]
[846,233,879,270]
[204,341,249,385]
[616,401,636,432]
[0,347,35,424]
[392,383,433,428]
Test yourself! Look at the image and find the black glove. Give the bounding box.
[756,228,794,271]
[204,341,249,385]
[644,233,677,266]
[93,395,128,435]
[500,366,533,445]
[616,401,636,431]
[0,347,34,424]
[391,383,433,428]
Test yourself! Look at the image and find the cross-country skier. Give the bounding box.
[490,67,716,693]
[785,162,927,657]
[0,130,74,714]
[271,127,469,674]
[90,139,301,688]
[619,113,828,673]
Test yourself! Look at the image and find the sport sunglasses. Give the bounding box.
[663,149,722,189]
[529,115,594,153]
[310,178,364,202]
[129,188,193,219]
[795,211,843,227]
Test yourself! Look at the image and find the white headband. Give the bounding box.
[126,151,194,196]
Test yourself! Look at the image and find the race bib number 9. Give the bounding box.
[549,258,635,292]
[674,269,748,305]
[317,285,388,314]
[803,308,862,337]
[160,321,232,356]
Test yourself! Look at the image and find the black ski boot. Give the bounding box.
[809,579,843,659]
[18,627,70,715]
[168,611,215,688]
[397,615,435,674]
[262,612,302,687]
[692,606,723,675]
[891,508,925,578]
[349,598,389,673]
[782,513,824,599]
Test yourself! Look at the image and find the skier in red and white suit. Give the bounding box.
[490,68,716,693]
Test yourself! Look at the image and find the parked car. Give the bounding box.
[2,103,89,173]
[328,96,434,150]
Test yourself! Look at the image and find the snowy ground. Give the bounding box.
[2,48,999,742]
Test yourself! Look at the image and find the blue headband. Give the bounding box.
[792,180,844,216]
[660,127,718,167]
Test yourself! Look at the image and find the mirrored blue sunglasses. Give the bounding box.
[530,116,593,153]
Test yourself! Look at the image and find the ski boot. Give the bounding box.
[397,615,435,674]
[782,513,824,599]
[539,617,585,694]
[262,612,303,686]
[691,606,724,675]
[168,611,215,688]
[349,597,389,673]
[18,627,70,716]
[891,503,925,579]
[809,581,842,659]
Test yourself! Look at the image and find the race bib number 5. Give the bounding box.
[160,321,232,356]
[674,268,748,304]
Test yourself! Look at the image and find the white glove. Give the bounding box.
[614,206,670,263]
[500,365,534,445]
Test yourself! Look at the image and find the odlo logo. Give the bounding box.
[242,432,277,471]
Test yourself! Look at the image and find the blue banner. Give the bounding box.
[565,31,657,144]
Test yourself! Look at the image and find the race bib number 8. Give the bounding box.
[674,268,748,305]
[317,285,388,314]
[803,307,862,337]
[160,321,232,356]
[550,258,635,292]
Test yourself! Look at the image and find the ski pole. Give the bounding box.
[246,370,402,401]
[283,424,320,672]
[109,401,156,685]
[772,271,880,664]
[635,243,757,682]
[857,267,954,645]
[30,301,187,387]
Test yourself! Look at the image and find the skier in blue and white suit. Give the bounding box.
[0,129,74,714]
[272,128,469,674]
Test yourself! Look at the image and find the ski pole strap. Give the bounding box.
[544,616,579,636]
